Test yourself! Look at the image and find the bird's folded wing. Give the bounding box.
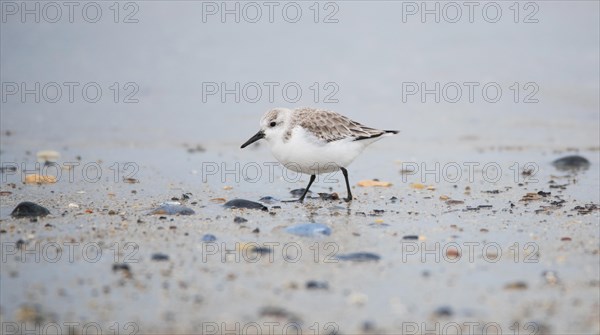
[297,109,385,143]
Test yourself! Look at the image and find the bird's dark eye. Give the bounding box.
[269,121,276,127]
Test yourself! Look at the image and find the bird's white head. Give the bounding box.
[241,108,293,148]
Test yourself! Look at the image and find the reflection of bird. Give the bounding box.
[241,107,398,202]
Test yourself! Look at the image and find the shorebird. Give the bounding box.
[241,107,398,202]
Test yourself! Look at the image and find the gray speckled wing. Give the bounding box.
[293,108,386,143]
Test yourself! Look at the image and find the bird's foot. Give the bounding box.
[343,196,353,203]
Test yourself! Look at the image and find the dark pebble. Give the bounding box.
[16,239,26,249]
[224,199,268,211]
[0,166,17,173]
[201,234,217,242]
[306,280,329,290]
[251,246,271,255]
[336,252,381,262]
[371,209,385,216]
[112,263,131,272]
[259,196,279,204]
[151,253,169,261]
[403,235,419,240]
[252,228,260,233]
[522,169,534,176]
[318,192,339,201]
[11,202,50,218]
[433,306,454,317]
[150,203,195,215]
[552,155,590,171]
[234,216,248,223]
[290,188,312,197]
[537,191,551,197]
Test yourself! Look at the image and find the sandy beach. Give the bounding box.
[1,1,599,334]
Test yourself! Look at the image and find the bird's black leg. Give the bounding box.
[298,175,316,203]
[340,167,353,202]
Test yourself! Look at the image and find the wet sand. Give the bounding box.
[1,142,598,334]
[1,1,599,334]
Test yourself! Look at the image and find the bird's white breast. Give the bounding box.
[268,126,374,175]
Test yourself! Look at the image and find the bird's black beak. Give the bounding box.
[240,130,265,148]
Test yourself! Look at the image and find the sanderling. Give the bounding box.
[241,107,398,202]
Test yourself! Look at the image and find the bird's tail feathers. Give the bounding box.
[354,130,399,141]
